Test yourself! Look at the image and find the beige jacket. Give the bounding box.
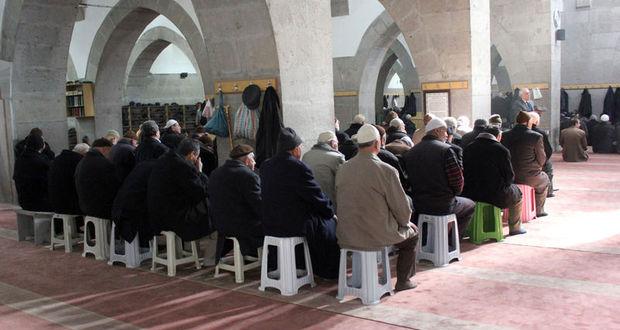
[335,151,415,250]
[560,127,589,162]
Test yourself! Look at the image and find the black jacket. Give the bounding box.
[578,89,592,118]
[344,123,363,138]
[48,150,83,214]
[586,119,598,146]
[462,135,521,209]
[199,145,218,177]
[339,139,358,161]
[209,160,262,238]
[385,128,409,145]
[404,136,459,215]
[109,138,136,183]
[255,86,283,167]
[13,150,52,211]
[591,122,616,153]
[161,131,184,150]
[378,148,408,191]
[75,149,120,219]
[135,137,168,163]
[460,126,485,148]
[260,152,334,237]
[111,161,155,245]
[532,126,553,161]
[14,139,55,161]
[604,87,616,123]
[147,151,212,241]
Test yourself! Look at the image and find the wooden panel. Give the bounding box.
[213,77,277,95]
[334,91,358,97]
[422,80,468,91]
[512,83,549,90]
[82,83,95,117]
[561,83,620,90]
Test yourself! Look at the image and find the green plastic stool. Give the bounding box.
[468,202,503,244]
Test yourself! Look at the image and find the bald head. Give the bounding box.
[529,111,540,127]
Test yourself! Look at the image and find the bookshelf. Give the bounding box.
[66,82,95,118]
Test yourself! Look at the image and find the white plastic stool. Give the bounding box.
[151,231,201,277]
[82,216,111,261]
[16,210,53,245]
[259,236,315,296]
[108,222,152,268]
[214,237,262,283]
[50,214,82,252]
[416,214,461,267]
[337,247,394,305]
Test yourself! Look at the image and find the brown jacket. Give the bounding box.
[560,127,589,162]
[501,124,546,182]
[335,151,415,250]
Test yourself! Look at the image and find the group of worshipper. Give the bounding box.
[559,113,620,161]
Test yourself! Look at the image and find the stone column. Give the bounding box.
[265,0,334,150]
[470,0,492,121]
[0,60,16,203]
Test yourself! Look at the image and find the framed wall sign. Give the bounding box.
[423,90,450,117]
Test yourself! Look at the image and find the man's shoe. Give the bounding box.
[553,188,559,192]
[395,280,418,292]
[509,228,527,235]
[547,193,555,198]
[537,212,548,217]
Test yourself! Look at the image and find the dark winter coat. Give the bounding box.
[378,148,409,191]
[460,126,486,148]
[208,160,262,240]
[344,123,363,138]
[13,150,52,211]
[147,151,212,241]
[74,149,120,219]
[604,87,616,123]
[255,86,283,167]
[591,122,616,153]
[586,118,598,146]
[48,150,83,215]
[614,88,620,125]
[199,144,218,177]
[501,124,546,181]
[560,88,569,115]
[135,137,168,163]
[462,135,522,209]
[532,126,553,161]
[260,152,334,237]
[111,161,156,246]
[161,130,184,150]
[109,138,136,183]
[339,139,358,161]
[14,139,55,161]
[578,89,592,118]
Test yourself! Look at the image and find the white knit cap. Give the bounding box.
[317,131,337,143]
[164,119,179,129]
[425,117,447,133]
[389,118,404,128]
[356,124,380,144]
[601,114,610,122]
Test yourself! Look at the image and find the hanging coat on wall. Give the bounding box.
[560,88,569,115]
[403,92,417,117]
[578,89,592,118]
[255,86,283,167]
[614,88,620,125]
[382,95,388,109]
[603,86,615,122]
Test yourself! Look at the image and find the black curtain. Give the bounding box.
[255,86,283,167]
[578,89,592,118]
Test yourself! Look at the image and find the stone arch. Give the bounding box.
[87,1,209,136]
[0,0,24,61]
[67,54,78,81]
[491,44,512,92]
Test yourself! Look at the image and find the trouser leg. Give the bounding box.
[520,173,549,214]
[394,230,418,283]
[452,197,475,238]
[508,196,523,231]
[543,161,554,196]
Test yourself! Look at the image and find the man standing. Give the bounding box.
[302,131,345,207]
[510,88,533,125]
[560,118,589,162]
[135,120,169,163]
[462,126,525,235]
[336,124,419,291]
[529,112,555,197]
[260,127,339,279]
[501,111,549,217]
[75,138,120,219]
[209,144,263,258]
[405,118,474,237]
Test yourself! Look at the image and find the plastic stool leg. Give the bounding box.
[166,234,176,277]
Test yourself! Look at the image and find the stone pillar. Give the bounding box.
[265,0,334,149]
[549,0,563,147]
[10,0,79,152]
[0,60,16,203]
[470,0,492,121]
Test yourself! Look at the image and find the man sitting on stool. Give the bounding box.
[336,124,419,291]
[209,144,263,260]
[462,126,525,235]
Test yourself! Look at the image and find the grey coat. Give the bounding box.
[302,143,345,207]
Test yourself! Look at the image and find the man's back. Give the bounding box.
[135,138,168,163]
[336,152,412,250]
[14,150,52,211]
[75,149,119,219]
[501,125,545,180]
[592,122,616,153]
[302,144,344,206]
[560,127,588,162]
[49,150,83,215]
[109,139,136,183]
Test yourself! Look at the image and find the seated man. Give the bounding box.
[336,124,419,291]
[301,131,345,207]
[386,118,413,147]
[148,138,212,242]
[14,127,55,160]
[560,118,589,162]
[48,143,89,215]
[209,145,263,258]
[161,119,185,150]
[135,120,169,163]
[404,117,474,236]
[109,130,137,183]
[75,138,119,219]
[344,114,365,137]
[374,125,409,192]
[591,114,616,153]
[501,111,549,217]
[13,135,53,211]
[105,130,120,145]
[529,112,555,197]
[260,127,340,279]
[462,126,525,235]
[459,119,487,148]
